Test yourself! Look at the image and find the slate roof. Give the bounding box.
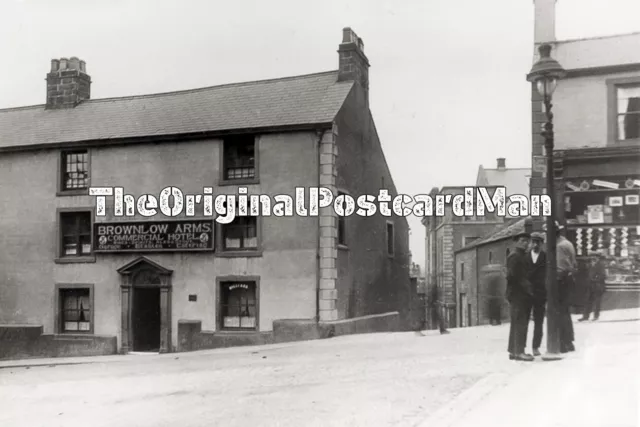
[0,71,354,150]
[455,217,527,253]
[478,167,531,198]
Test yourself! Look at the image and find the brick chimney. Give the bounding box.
[533,0,556,44]
[497,158,506,169]
[46,57,91,109]
[337,27,370,104]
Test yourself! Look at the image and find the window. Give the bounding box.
[489,251,493,263]
[616,85,640,141]
[460,262,465,281]
[386,221,395,256]
[60,211,92,257]
[222,215,258,250]
[337,192,347,246]
[60,150,89,191]
[219,280,257,330]
[223,135,256,180]
[464,236,480,247]
[59,288,92,333]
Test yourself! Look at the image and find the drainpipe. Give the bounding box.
[315,128,324,322]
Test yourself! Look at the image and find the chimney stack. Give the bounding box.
[497,158,506,169]
[534,0,556,44]
[46,57,91,109]
[337,27,370,104]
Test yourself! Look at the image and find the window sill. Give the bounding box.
[56,189,89,197]
[53,332,95,338]
[338,244,349,251]
[387,254,395,259]
[609,138,640,146]
[55,256,96,264]
[216,329,259,334]
[216,250,263,258]
[219,178,260,187]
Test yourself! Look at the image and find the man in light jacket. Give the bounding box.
[554,222,577,353]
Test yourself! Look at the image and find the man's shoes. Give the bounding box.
[592,317,599,321]
[567,343,575,352]
[578,317,589,322]
[440,330,450,334]
[509,353,515,360]
[532,348,541,357]
[514,353,534,362]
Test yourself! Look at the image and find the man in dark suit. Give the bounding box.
[507,231,535,361]
[579,251,607,322]
[527,232,547,357]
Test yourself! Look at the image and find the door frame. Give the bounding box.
[117,256,173,354]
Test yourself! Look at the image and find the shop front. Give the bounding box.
[554,146,640,310]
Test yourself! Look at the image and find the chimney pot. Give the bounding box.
[59,58,68,70]
[50,59,59,72]
[497,158,506,169]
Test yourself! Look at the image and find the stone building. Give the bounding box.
[0,28,411,359]
[454,218,527,326]
[531,0,640,308]
[422,186,505,328]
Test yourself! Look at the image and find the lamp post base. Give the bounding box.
[541,352,564,361]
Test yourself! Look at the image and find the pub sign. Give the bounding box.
[94,220,214,252]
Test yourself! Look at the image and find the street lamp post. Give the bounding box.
[527,43,566,361]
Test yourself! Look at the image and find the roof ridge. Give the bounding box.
[0,70,340,113]
[554,31,640,45]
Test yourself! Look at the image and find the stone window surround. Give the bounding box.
[219,134,260,187]
[216,275,260,332]
[55,206,96,264]
[54,283,95,335]
[57,148,91,197]
[607,75,640,146]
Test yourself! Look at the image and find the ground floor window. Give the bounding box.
[220,281,257,330]
[60,288,92,332]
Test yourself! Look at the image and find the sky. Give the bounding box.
[1,0,639,271]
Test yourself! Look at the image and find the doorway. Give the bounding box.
[460,293,468,328]
[132,287,161,352]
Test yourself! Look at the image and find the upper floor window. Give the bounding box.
[386,221,395,256]
[616,85,640,141]
[337,192,347,247]
[60,211,92,258]
[463,236,480,247]
[222,215,258,251]
[223,135,256,181]
[61,150,89,191]
[460,262,465,281]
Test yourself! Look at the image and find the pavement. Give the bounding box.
[0,308,638,427]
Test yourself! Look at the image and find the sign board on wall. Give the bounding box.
[94,220,214,252]
[533,156,546,174]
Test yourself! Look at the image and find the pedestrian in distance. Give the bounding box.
[430,283,450,335]
[579,251,607,322]
[506,231,535,361]
[526,231,547,357]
